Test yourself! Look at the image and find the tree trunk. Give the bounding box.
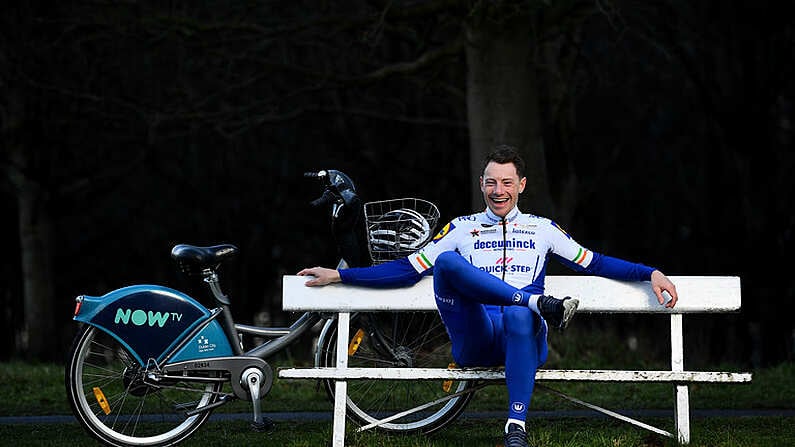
[465,16,553,216]
[8,147,57,360]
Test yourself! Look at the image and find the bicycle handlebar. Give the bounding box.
[305,169,359,209]
[310,189,336,208]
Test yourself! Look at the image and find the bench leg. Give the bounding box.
[333,381,347,446]
[671,314,690,444]
[332,312,350,447]
[675,384,691,444]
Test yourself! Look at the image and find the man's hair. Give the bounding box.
[482,144,526,178]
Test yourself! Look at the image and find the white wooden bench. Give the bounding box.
[278,275,750,446]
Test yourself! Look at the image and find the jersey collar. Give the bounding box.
[484,206,521,224]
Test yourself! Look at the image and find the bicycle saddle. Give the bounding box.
[171,244,239,273]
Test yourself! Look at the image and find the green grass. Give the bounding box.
[1,417,793,446]
[2,321,794,446]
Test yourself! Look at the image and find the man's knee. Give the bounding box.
[434,251,459,272]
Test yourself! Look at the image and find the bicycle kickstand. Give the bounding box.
[242,367,275,433]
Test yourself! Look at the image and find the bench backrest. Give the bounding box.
[282,275,741,313]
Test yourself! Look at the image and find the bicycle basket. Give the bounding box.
[364,198,440,264]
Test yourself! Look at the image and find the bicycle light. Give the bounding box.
[73,296,84,317]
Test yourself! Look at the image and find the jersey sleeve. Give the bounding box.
[583,253,654,281]
[546,220,654,281]
[546,220,595,269]
[406,219,461,274]
[338,257,425,288]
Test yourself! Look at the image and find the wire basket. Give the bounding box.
[364,198,441,264]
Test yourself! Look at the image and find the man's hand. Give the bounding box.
[651,270,678,308]
[297,267,341,287]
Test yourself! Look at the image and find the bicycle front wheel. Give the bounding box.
[316,312,475,434]
[65,325,224,447]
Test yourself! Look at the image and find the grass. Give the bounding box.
[1,321,794,446]
[2,416,794,446]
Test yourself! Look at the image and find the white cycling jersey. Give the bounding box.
[407,206,595,291]
[341,205,652,292]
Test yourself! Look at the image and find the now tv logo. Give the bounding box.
[114,308,183,328]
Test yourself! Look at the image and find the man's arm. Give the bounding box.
[297,257,425,288]
[546,220,678,308]
[575,254,679,308]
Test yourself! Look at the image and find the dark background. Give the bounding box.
[1,1,792,367]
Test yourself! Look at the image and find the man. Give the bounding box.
[299,145,678,447]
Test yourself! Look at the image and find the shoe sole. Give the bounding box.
[559,298,579,330]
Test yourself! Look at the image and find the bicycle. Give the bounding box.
[65,169,476,447]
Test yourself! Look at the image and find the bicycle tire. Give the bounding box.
[65,325,223,447]
[315,311,475,434]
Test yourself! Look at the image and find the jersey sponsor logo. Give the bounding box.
[478,264,536,274]
[432,222,455,242]
[511,227,535,235]
[457,215,477,222]
[512,292,523,303]
[478,228,498,235]
[473,238,535,250]
[435,295,455,306]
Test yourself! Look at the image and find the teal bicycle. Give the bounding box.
[65,170,476,446]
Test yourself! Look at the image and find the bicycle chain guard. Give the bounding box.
[162,356,273,401]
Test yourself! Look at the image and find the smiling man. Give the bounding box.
[299,144,678,447]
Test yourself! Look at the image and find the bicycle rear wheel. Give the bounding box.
[315,311,475,434]
[65,325,224,447]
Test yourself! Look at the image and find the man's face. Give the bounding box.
[480,161,526,218]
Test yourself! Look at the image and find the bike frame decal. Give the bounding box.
[74,284,217,365]
[168,319,234,362]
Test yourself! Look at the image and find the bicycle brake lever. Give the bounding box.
[310,189,337,208]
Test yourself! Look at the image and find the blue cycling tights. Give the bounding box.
[431,251,548,422]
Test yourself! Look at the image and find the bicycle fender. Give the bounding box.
[74,284,233,365]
